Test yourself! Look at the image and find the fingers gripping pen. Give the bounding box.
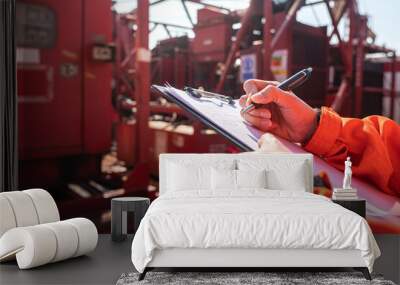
[241,67,313,114]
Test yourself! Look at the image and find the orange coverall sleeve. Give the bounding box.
[303,107,400,197]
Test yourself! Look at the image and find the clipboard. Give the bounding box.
[151,84,400,218]
[151,84,262,152]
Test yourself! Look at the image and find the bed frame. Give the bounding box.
[139,249,371,280]
[138,154,372,281]
[139,248,371,281]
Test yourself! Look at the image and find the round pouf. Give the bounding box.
[111,197,150,242]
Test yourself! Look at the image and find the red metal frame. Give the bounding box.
[115,0,398,194]
[134,0,150,165]
[217,0,303,93]
[354,16,367,117]
[390,53,397,118]
[18,0,113,187]
[263,0,273,80]
[121,0,151,192]
[215,0,257,92]
[213,0,396,117]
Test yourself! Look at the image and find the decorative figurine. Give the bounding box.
[342,157,352,190]
[333,157,357,200]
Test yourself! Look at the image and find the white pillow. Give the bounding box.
[166,159,236,192]
[237,159,308,191]
[266,165,307,191]
[211,168,237,190]
[211,169,267,190]
[236,169,267,189]
[167,162,211,191]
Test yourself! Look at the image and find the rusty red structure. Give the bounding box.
[113,0,397,189]
[113,2,237,183]
[17,0,114,189]
[212,0,397,118]
[116,0,397,118]
[16,0,398,230]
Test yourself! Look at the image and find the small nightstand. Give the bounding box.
[332,199,366,218]
[111,197,150,242]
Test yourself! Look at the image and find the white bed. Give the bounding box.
[131,153,380,280]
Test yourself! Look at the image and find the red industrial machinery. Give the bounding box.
[17,0,113,189]
[113,0,397,192]
[16,0,398,230]
[383,59,400,122]
[191,8,236,93]
[213,0,397,118]
[113,3,236,185]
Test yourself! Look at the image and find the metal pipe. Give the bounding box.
[346,0,356,79]
[162,24,172,38]
[390,53,397,119]
[324,0,342,44]
[181,0,194,27]
[135,0,150,164]
[263,0,273,79]
[150,21,192,30]
[216,0,256,92]
[354,16,367,117]
[324,0,351,72]
[150,23,158,33]
[217,0,302,92]
[304,0,325,6]
[120,49,136,69]
[331,77,349,112]
[186,0,231,12]
[149,0,167,6]
[363,86,387,93]
[271,0,303,50]
[327,1,348,41]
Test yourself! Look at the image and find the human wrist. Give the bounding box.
[301,108,321,145]
[302,107,342,155]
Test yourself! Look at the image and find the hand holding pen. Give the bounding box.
[239,68,319,144]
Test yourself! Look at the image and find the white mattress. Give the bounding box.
[131,190,380,273]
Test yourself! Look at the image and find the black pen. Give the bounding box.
[241,67,313,114]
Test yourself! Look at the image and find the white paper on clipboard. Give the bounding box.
[153,85,263,151]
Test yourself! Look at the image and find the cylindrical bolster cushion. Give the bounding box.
[42,221,79,262]
[0,226,57,269]
[0,196,17,237]
[23,189,60,224]
[0,191,39,227]
[64,218,98,257]
[0,219,98,269]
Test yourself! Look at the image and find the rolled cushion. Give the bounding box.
[65,218,98,257]
[42,221,79,262]
[0,218,98,269]
[23,189,60,224]
[0,189,60,239]
[0,196,17,237]
[0,226,57,268]
[0,191,39,227]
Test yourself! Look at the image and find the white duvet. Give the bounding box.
[131,190,380,273]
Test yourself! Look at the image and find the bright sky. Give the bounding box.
[114,0,400,53]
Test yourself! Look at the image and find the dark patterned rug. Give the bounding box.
[116,271,395,285]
